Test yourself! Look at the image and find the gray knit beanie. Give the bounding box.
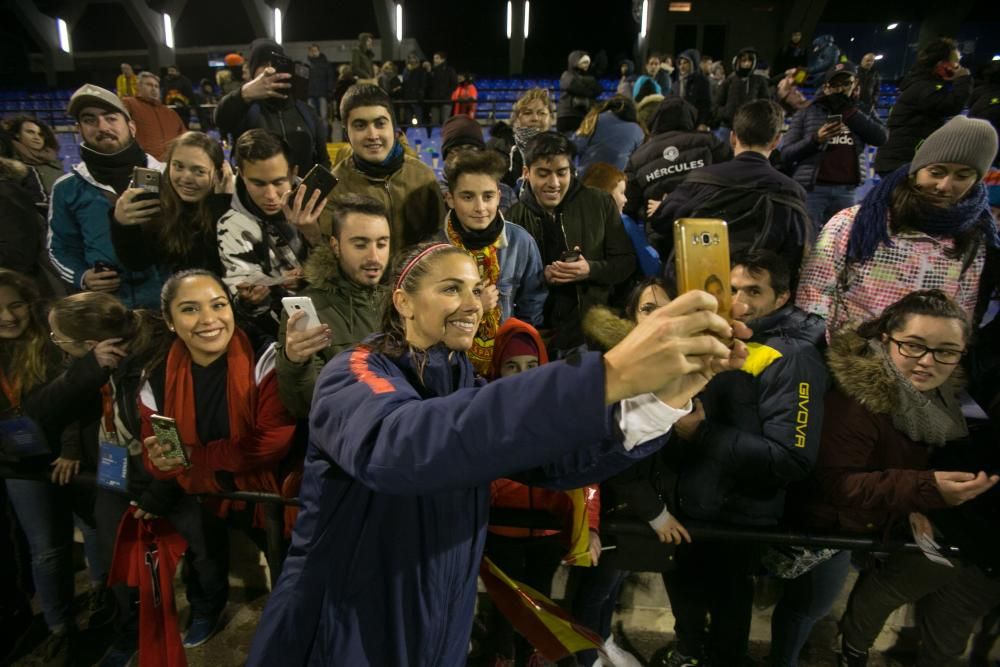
[910,115,999,179]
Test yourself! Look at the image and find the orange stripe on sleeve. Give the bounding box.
[349,347,396,395]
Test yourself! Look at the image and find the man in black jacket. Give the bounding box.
[306,44,333,137]
[215,39,330,175]
[507,133,636,355]
[656,249,828,667]
[856,52,881,114]
[714,47,771,136]
[650,100,812,282]
[428,51,458,126]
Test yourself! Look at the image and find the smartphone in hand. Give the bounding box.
[282,296,322,331]
[560,250,581,262]
[131,167,161,202]
[299,164,338,205]
[149,414,190,466]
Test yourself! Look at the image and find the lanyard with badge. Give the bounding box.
[96,383,129,491]
[0,367,49,460]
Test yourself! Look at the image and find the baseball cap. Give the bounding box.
[67,84,131,120]
[822,61,858,86]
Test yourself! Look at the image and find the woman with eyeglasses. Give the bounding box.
[769,290,1000,667]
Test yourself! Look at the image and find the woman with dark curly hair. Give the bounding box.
[3,115,63,194]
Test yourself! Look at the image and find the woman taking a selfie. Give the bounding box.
[110,131,232,276]
[248,242,749,666]
[140,269,296,648]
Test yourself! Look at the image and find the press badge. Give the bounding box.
[97,440,129,490]
[0,415,49,460]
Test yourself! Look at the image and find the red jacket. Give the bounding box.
[123,96,186,161]
[451,82,478,119]
[487,318,600,538]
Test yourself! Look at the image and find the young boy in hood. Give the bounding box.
[484,318,603,667]
[714,47,770,134]
[672,49,713,130]
[557,50,603,133]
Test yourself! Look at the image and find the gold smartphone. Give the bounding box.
[673,218,732,318]
[149,414,190,466]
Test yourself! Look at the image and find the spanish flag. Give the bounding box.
[479,556,604,661]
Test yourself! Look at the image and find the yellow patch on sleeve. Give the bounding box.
[740,342,783,377]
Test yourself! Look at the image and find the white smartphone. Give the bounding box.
[282,296,322,331]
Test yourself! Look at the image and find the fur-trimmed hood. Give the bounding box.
[582,306,633,352]
[827,329,963,415]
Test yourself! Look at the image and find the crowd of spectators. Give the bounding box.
[0,27,998,667]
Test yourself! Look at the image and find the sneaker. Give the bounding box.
[42,628,73,667]
[87,586,116,629]
[182,612,224,648]
[601,635,643,667]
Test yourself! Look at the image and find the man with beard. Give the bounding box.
[276,193,391,417]
[215,39,330,175]
[323,84,446,258]
[47,84,168,307]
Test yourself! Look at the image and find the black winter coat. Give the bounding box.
[779,96,888,189]
[873,72,972,174]
[675,306,829,526]
[428,63,458,101]
[624,97,731,219]
[557,51,603,123]
[715,73,770,126]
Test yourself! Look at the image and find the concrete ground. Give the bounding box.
[8,530,997,666]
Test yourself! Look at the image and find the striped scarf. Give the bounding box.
[446,211,502,376]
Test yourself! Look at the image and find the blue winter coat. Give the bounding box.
[676,306,829,525]
[47,158,169,308]
[248,341,669,666]
[573,110,646,173]
[779,96,888,189]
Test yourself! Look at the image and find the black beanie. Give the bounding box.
[441,116,485,159]
[248,38,282,76]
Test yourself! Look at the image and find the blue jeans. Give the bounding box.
[806,184,857,233]
[770,550,852,667]
[572,563,629,664]
[5,478,103,630]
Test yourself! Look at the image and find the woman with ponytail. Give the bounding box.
[572,95,646,174]
[797,115,1000,335]
[248,242,750,665]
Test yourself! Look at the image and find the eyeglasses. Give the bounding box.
[887,337,964,365]
[49,331,78,346]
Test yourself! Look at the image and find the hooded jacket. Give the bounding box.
[715,48,771,126]
[624,97,732,219]
[557,51,603,121]
[673,49,713,128]
[47,155,169,308]
[247,340,677,666]
[675,305,829,526]
[798,330,951,534]
[276,245,388,417]
[507,179,636,351]
[327,152,447,257]
[807,35,841,78]
[779,94,888,189]
[873,71,973,175]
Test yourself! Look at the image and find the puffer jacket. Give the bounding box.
[327,153,447,257]
[276,245,387,418]
[507,179,636,351]
[624,97,731,219]
[873,72,973,175]
[779,95,888,189]
[675,305,829,526]
[799,330,952,534]
[557,51,603,122]
[714,47,770,126]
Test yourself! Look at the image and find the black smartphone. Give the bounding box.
[270,51,308,100]
[826,114,843,125]
[131,166,161,202]
[299,164,338,204]
[560,250,581,263]
[94,260,120,274]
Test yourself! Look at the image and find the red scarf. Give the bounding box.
[446,216,502,376]
[163,328,280,523]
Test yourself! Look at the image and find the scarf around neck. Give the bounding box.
[448,208,504,250]
[80,139,146,194]
[11,139,60,168]
[446,211,502,376]
[513,125,543,165]
[352,139,405,179]
[868,338,968,446]
[847,163,1000,264]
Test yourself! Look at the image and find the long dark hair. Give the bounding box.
[889,178,979,261]
[3,115,58,152]
[625,276,673,322]
[0,270,50,392]
[158,132,225,263]
[911,37,957,76]
[373,242,470,359]
[855,289,971,342]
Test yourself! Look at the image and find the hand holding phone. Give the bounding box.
[673,219,732,323]
[131,167,161,203]
[148,414,189,468]
[281,297,330,364]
